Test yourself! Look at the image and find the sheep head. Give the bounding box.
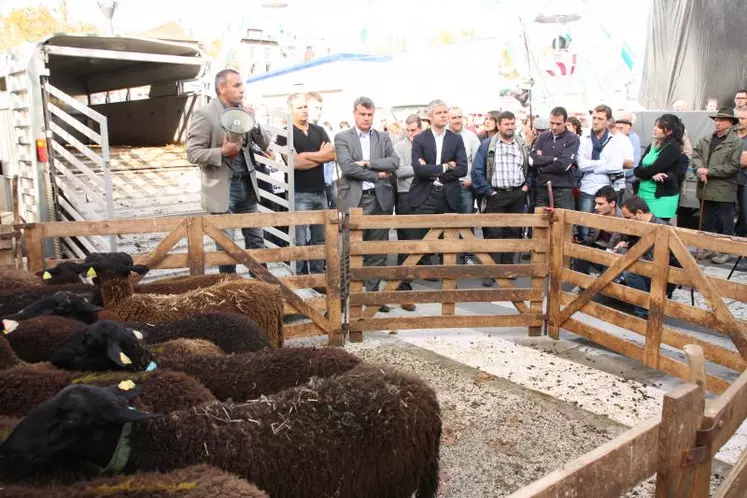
[0,383,157,480]
[35,262,86,285]
[4,291,104,325]
[80,253,150,281]
[50,320,156,373]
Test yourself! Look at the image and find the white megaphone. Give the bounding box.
[221,107,256,143]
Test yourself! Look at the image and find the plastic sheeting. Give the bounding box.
[639,0,747,111]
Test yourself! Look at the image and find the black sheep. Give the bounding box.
[50,321,359,402]
[3,291,104,324]
[0,464,269,497]
[0,366,442,498]
[0,365,215,417]
[36,261,86,285]
[0,285,100,318]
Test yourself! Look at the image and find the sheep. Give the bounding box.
[0,365,443,498]
[149,338,224,361]
[0,366,215,418]
[2,290,108,325]
[79,255,284,347]
[3,311,269,363]
[0,465,269,497]
[0,284,99,318]
[36,261,86,285]
[0,268,42,291]
[134,273,241,295]
[0,334,20,370]
[50,320,359,402]
[3,316,87,363]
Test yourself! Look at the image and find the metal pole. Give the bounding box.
[39,75,62,259]
[99,116,117,251]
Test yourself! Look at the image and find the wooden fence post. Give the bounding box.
[547,209,568,339]
[529,208,550,337]
[644,226,671,368]
[442,228,458,316]
[324,210,343,346]
[24,223,45,273]
[186,216,205,275]
[348,208,364,343]
[655,382,705,498]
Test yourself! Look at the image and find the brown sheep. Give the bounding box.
[0,365,442,497]
[0,334,20,370]
[135,273,240,295]
[0,465,269,497]
[0,367,215,417]
[83,257,284,347]
[149,338,224,362]
[3,316,86,363]
[0,268,42,291]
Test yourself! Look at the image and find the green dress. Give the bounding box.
[638,144,679,219]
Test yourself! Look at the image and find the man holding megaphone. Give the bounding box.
[187,69,271,273]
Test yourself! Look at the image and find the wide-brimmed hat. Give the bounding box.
[711,106,739,123]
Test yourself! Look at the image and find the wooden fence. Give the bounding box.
[21,210,343,345]
[345,207,550,341]
[10,207,747,496]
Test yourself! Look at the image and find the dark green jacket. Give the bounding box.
[691,129,742,202]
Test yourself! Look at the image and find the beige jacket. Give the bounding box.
[186,98,270,213]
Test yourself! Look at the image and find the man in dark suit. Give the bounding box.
[335,96,398,294]
[410,99,468,219]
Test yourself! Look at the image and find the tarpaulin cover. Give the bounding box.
[640,0,747,111]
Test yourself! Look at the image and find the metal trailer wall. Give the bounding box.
[639,0,747,111]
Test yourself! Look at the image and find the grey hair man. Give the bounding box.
[186,68,271,274]
[334,96,399,302]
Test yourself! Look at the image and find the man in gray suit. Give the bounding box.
[335,96,398,295]
[186,69,270,273]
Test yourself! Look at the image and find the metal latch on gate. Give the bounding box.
[681,411,725,467]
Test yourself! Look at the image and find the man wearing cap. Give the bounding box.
[615,112,642,202]
[692,106,743,264]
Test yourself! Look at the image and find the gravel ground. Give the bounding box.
[290,333,627,497]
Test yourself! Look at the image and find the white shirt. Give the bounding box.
[432,127,447,186]
[357,127,375,191]
[432,127,445,165]
[577,131,626,195]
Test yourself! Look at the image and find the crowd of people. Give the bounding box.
[187,69,747,314]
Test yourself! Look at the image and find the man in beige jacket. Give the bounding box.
[187,69,270,273]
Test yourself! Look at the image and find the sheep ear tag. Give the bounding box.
[145,361,157,372]
[132,330,144,340]
[118,380,136,391]
[86,267,97,278]
[107,340,132,367]
[42,271,52,280]
[2,319,19,334]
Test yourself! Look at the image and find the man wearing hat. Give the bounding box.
[691,106,743,264]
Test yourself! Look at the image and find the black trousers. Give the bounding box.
[536,186,575,210]
[702,200,735,236]
[484,188,526,264]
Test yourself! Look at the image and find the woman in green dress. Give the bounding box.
[633,114,688,221]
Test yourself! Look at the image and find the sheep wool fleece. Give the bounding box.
[99,278,284,347]
[0,464,269,497]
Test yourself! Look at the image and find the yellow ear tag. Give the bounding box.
[118,380,136,391]
[119,352,132,365]
[42,271,52,280]
[132,330,144,340]
[86,267,97,278]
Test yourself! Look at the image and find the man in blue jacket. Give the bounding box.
[529,107,580,210]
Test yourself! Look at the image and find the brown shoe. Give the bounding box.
[401,303,416,312]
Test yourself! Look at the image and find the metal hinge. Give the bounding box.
[681,412,725,467]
